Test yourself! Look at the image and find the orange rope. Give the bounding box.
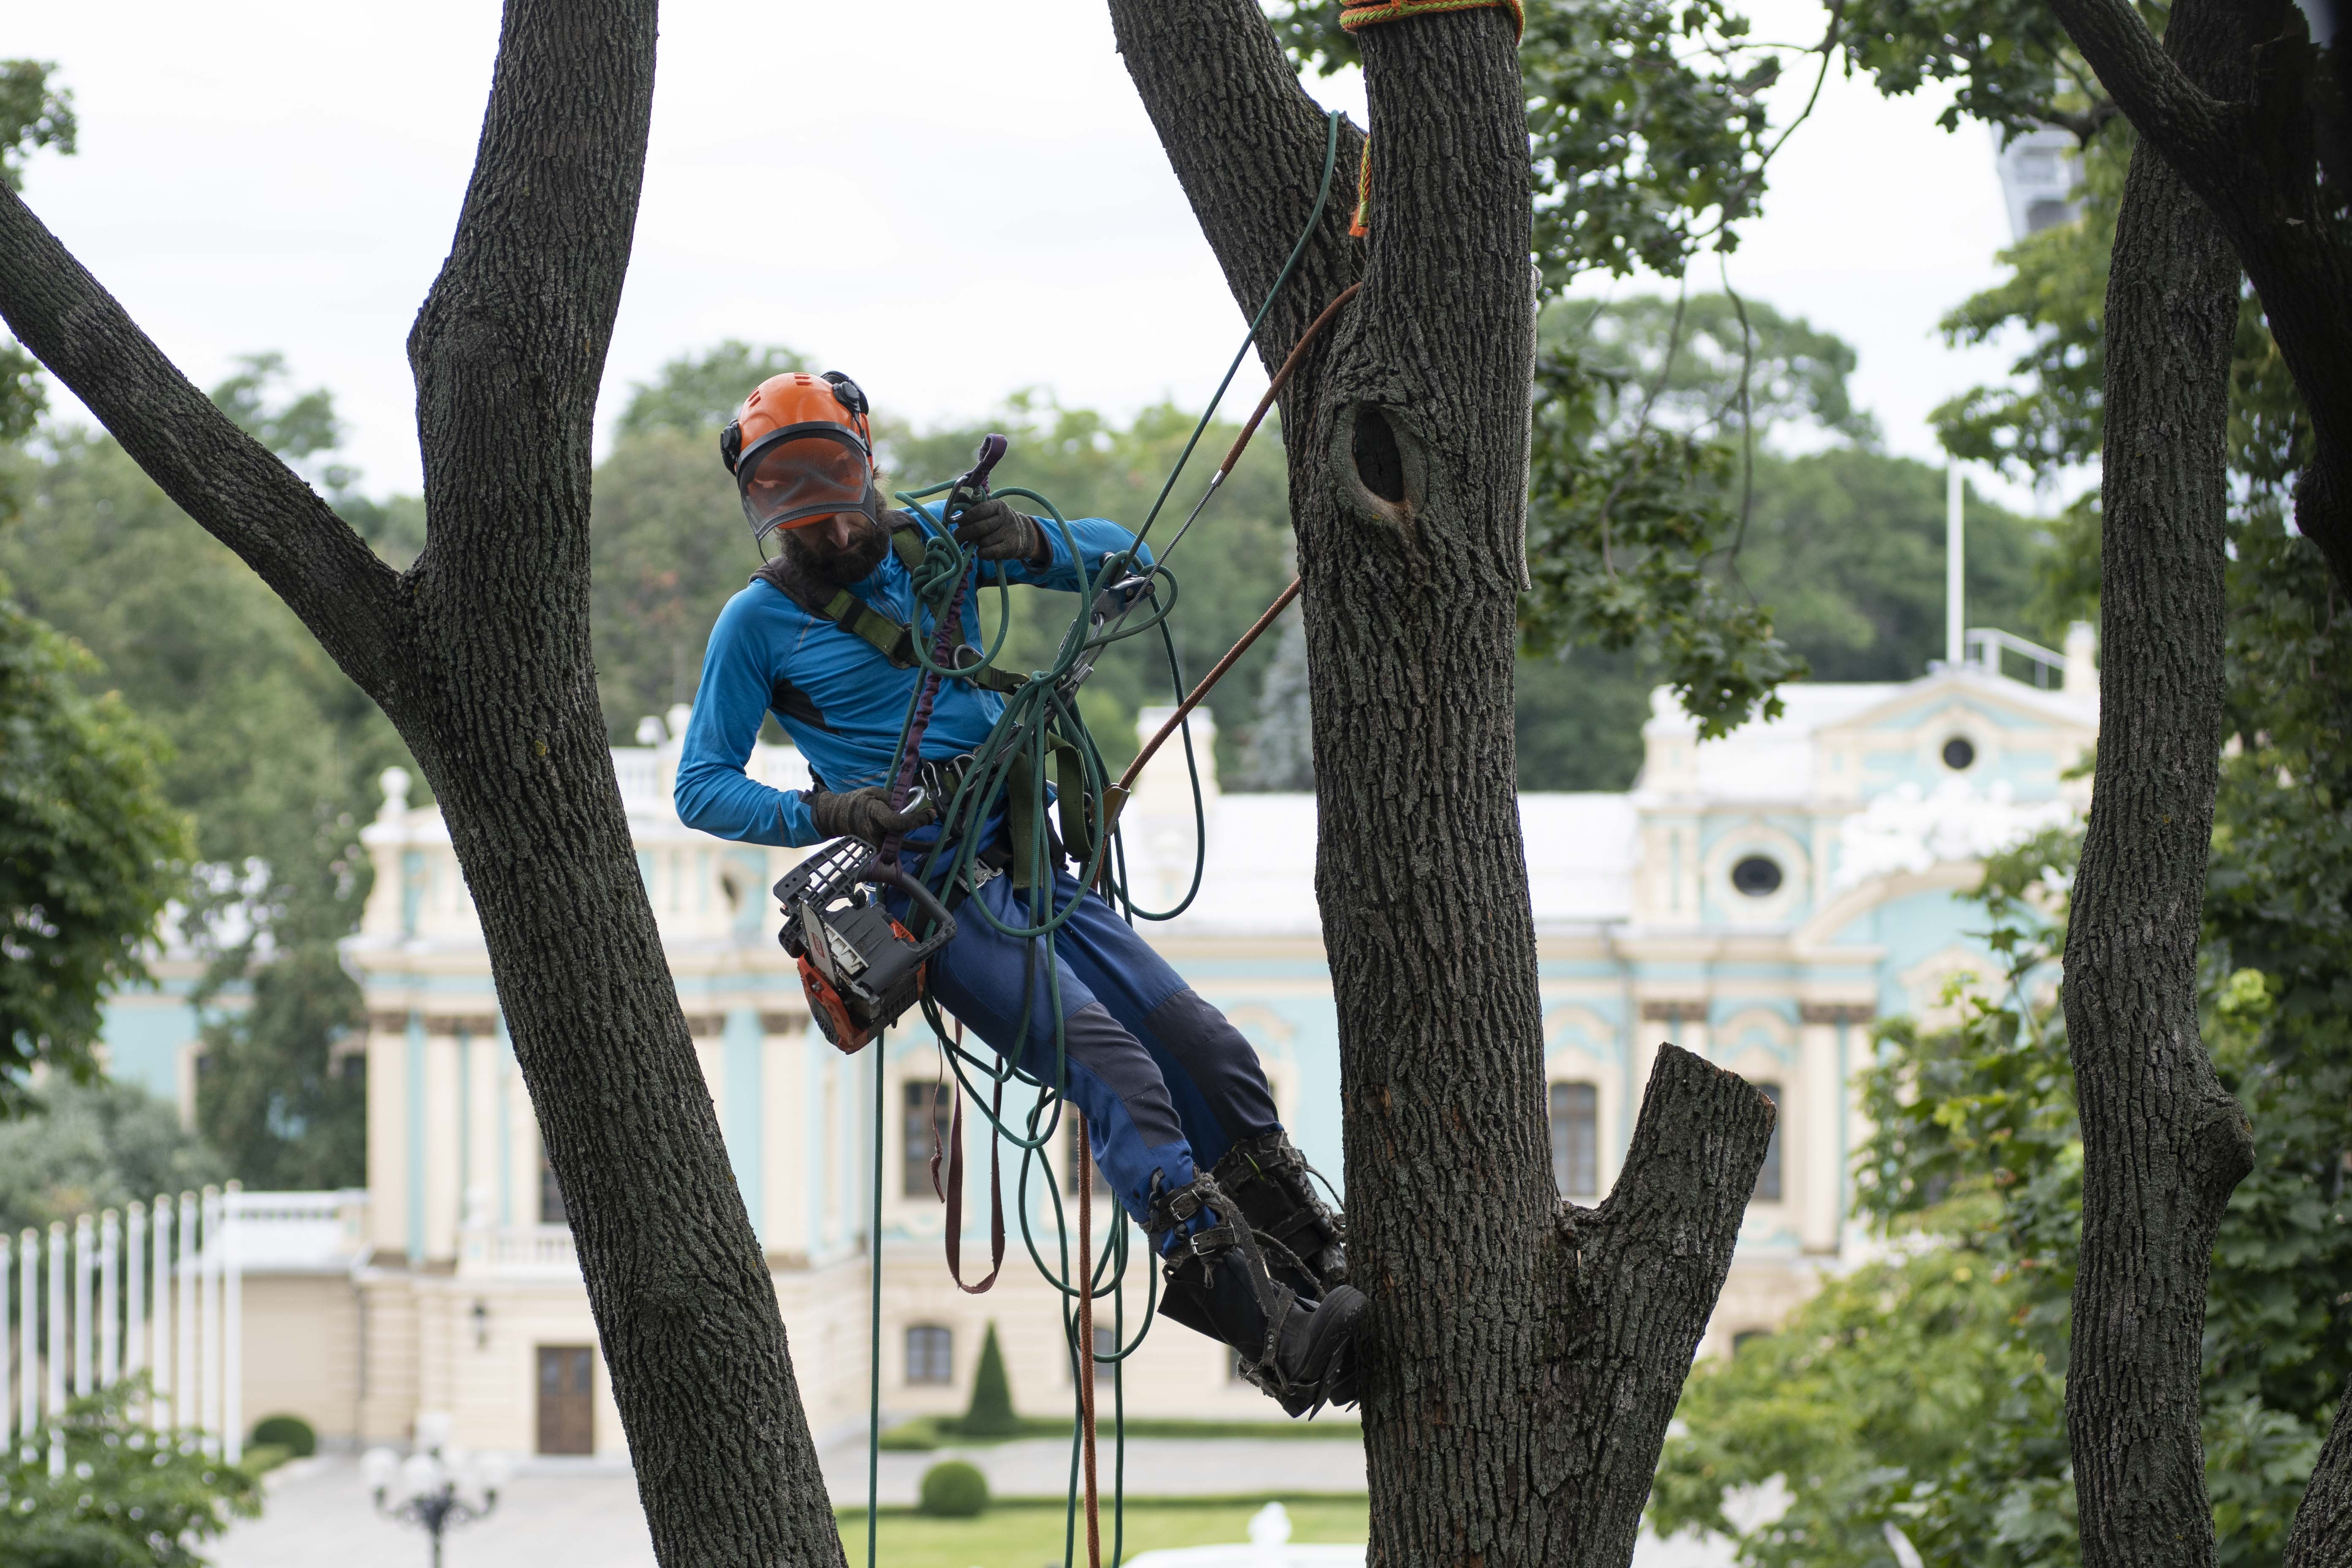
[1339,0,1524,35]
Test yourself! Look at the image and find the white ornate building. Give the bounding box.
[96,631,2096,1458]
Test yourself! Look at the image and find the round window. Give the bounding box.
[1731,855,1784,898]
[1942,737,1977,770]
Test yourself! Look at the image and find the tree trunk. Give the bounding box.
[2060,1,2260,1561]
[2289,1418,2352,1568]
[0,1,845,1561]
[1108,4,1775,1562]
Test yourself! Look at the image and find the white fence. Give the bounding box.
[2,1183,245,1471]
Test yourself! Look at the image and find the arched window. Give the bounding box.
[905,1324,953,1385]
[1751,1082,1783,1203]
[1549,1082,1599,1199]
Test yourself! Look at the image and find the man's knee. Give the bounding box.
[1145,987,1258,1066]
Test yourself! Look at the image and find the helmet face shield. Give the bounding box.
[737,423,877,543]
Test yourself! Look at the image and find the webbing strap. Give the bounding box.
[930,1026,1005,1294]
[800,523,1028,695]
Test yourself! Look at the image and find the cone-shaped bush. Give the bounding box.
[958,1321,1020,1436]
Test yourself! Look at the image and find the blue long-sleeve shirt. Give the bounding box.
[675,506,1149,847]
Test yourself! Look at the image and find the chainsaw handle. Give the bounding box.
[870,862,958,958]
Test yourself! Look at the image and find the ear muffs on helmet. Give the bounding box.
[821,371,869,419]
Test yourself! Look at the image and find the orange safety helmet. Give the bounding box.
[719,370,877,546]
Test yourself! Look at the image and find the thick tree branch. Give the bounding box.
[1106,0,1364,381]
[0,184,402,699]
[407,0,656,583]
[2040,0,2242,167]
[1537,1045,1774,1566]
[2042,0,2352,593]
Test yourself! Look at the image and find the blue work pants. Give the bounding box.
[910,865,1282,1233]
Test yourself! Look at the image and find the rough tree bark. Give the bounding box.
[0,3,844,1562]
[2293,1425,2352,1568]
[2057,0,2260,1560]
[2041,0,2352,594]
[1108,4,1775,1563]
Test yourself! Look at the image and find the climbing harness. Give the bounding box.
[770,106,1359,1568]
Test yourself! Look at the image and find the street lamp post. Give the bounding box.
[362,1436,510,1567]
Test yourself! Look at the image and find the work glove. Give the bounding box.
[806,785,939,845]
[952,497,1051,566]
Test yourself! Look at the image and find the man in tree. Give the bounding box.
[672,369,1364,1415]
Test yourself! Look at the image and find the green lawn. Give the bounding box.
[833,1495,1369,1568]
[879,1416,1363,1450]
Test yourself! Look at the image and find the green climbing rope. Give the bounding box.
[854,107,1348,1568]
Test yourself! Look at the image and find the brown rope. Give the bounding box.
[1077,1111,1101,1568]
[1106,282,1363,814]
[1216,283,1362,481]
[1119,576,1303,799]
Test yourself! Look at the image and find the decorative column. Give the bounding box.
[1798,1004,1874,1255]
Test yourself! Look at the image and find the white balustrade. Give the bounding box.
[459,1221,580,1277]
[0,1190,251,1468]
[1964,625,2069,689]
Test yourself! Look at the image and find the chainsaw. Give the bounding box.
[773,835,958,1054]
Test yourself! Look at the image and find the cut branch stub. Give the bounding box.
[1537,1043,1776,1565]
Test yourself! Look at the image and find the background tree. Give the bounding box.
[0,1079,224,1237]
[0,578,191,1108]
[1818,0,2278,1555]
[0,359,407,1188]
[0,14,848,1563]
[1651,25,2352,1552]
[1517,294,2048,789]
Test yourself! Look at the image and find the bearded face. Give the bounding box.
[781,508,890,586]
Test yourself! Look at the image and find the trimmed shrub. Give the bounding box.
[917,1459,989,1518]
[250,1414,316,1457]
[956,1322,1020,1437]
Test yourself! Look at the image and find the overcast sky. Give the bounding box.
[10,0,2057,510]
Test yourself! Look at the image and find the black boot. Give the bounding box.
[1209,1130,1348,1300]
[1150,1173,1364,1418]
